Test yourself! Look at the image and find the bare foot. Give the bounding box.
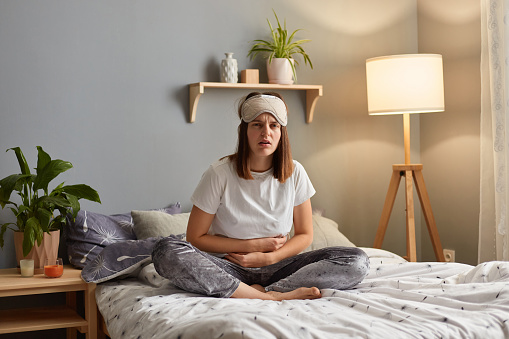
[266,287,321,301]
[231,282,321,300]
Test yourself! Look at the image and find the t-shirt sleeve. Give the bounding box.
[293,161,316,206]
[190,164,225,215]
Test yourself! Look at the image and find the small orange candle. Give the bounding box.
[44,258,63,278]
[44,264,63,278]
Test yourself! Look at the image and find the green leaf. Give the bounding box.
[53,182,65,191]
[66,194,80,218]
[50,214,66,230]
[16,205,32,216]
[9,207,25,231]
[7,147,30,175]
[35,222,43,246]
[36,208,53,232]
[0,174,31,207]
[33,159,73,192]
[0,223,13,248]
[22,217,39,256]
[61,184,101,203]
[36,146,51,174]
[38,195,71,209]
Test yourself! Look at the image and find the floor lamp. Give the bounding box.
[365,54,446,262]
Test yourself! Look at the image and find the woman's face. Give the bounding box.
[247,113,282,160]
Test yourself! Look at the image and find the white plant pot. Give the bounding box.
[267,58,294,85]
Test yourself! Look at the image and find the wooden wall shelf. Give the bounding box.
[188,82,323,124]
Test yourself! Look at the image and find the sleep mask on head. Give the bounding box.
[240,94,288,126]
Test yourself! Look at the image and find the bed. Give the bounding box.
[64,204,509,338]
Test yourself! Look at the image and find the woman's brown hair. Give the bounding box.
[227,92,293,183]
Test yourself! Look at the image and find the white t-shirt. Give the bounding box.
[190,158,315,240]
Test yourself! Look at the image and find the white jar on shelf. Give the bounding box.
[221,53,238,83]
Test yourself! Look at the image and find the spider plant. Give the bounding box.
[247,10,313,82]
[0,146,101,256]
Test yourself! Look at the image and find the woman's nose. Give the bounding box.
[261,123,270,136]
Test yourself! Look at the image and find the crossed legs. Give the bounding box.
[152,235,369,300]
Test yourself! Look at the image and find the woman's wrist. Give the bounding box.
[246,237,268,253]
[263,250,282,266]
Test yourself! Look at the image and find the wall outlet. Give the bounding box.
[443,249,455,262]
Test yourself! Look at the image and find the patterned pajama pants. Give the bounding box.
[152,235,370,298]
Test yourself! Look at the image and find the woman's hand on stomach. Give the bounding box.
[225,251,276,267]
[247,235,287,253]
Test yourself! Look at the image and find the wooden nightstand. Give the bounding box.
[0,265,97,339]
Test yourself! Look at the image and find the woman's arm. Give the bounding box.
[226,199,314,267]
[186,205,287,254]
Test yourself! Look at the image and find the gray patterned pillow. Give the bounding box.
[81,237,160,283]
[65,203,181,268]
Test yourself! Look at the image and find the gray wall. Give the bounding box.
[418,0,481,264]
[0,0,480,273]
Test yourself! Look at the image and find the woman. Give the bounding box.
[152,92,369,301]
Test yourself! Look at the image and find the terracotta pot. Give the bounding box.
[14,229,60,273]
[267,58,294,85]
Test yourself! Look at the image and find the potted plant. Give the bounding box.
[247,10,313,84]
[0,146,101,268]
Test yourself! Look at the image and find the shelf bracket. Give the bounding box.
[305,88,322,123]
[189,83,205,123]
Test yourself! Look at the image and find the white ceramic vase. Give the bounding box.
[267,58,295,85]
[221,53,238,83]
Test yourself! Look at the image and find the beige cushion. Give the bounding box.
[132,210,190,240]
[290,214,356,252]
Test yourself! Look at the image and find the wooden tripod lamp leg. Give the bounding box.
[374,165,444,262]
[373,169,402,249]
[403,170,417,262]
[413,169,445,262]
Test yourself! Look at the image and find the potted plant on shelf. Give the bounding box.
[247,10,313,85]
[0,146,101,270]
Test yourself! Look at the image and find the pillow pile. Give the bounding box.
[79,208,357,284]
[64,203,181,268]
[80,209,190,283]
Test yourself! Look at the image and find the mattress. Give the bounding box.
[95,248,509,338]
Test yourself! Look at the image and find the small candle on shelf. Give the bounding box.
[20,259,34,277]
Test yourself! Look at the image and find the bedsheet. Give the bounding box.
[96,248,509,338]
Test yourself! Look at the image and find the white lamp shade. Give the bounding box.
[366,54,445,115]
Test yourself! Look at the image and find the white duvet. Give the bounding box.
[96,248,509,338]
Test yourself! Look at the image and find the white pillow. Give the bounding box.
[290,214,356,252]
[132,210,190,240]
